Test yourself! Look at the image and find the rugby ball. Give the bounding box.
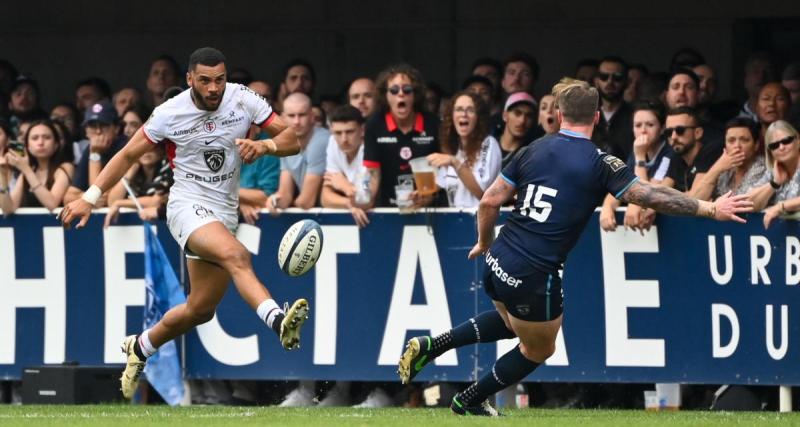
[278,219,324,277]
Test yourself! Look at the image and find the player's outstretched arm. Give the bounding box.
[469,176,515,259]
[59,128,154,229]
[237,115,300,163]
[619,181,753,223]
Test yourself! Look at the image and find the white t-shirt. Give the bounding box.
[325,134,364,184]
[436,135,502,208]
[143,83,274,212]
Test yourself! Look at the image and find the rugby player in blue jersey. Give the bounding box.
[398,78,752,416]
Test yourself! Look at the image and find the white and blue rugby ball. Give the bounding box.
[278,219,324,277]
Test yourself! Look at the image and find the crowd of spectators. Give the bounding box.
[0,47,798,409]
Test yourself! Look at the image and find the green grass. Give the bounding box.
[0,406,797,426]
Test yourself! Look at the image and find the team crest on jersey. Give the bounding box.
[399,146,412,160]
[203,119,216,133]
[203,149,225,172]
[603,155,626,172]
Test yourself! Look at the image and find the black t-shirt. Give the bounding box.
[498,130,637,272]
[591,101,634,161]
[363,111,440,207]
[73,135,128,190]
[666,140,722,192]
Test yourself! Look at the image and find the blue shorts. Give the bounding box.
[482,241,563,322]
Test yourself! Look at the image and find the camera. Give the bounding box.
[7,141,25,156]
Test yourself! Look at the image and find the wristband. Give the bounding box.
[81,185,102,206]
[770,179,781,190]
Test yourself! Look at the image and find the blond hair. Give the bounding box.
[551,77,598,125]
[764,120,800,171]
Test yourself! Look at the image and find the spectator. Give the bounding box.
[311,104,327,128]
[63,101,127,206]
[0,117,12,174]
[228,67,253,85]
[782,62,800,104]
[146,55,182,108]
[347,77,376,119]
[320,105,369,227]
[693,64,717,109]
[740,52,777,122]
[424,82,448,118]
[600,101,672,232]
[501,52,539,99]
[248,80,274,103]
[636,71,669,105]
[537,94,559,135]
[9,77,47,133]
[691,118,765,201]
[471,57,503,94]
[121,105,152,139]
[363,63,440,208]
[592,56,634,160]
[279,59,315,106]
[50,103,82,144]
[462,75,497,115]
[662,106,722,192]
[748,120,800,229]
[269,93,328,213]
[666,68,724,148]
[575,58,599,85]
[113,87,142,116]
[668,47,705,72]
[623,64,648,104]
[498,92,536,168]
[755,82,791,138]
[0,120,72,215]
[104,144,172,227]
[429,91,501,207]
[320,94,340,119]
[75,77,112,112]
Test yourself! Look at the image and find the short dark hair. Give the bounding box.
[188,47,226,71]
[666,106,700,125]
[670,47,706,71]
[282,58,316,83]
[504,52,540,81]
[724,117,760,142]
[76,77,111,100]
[632,100,666,124]
[471,57,503,75]
[461,75,493,92]
[599,56,629,75]
[329,104,364,125]
[668,68,701,88]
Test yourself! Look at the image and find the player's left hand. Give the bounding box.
[235,138,264,164]
[58,198,94,229]
[467,242,489,260]
[713,191,753,223]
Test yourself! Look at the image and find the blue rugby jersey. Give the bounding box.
[496,129,638,272]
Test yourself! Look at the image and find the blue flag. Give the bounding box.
[143,224,186,406]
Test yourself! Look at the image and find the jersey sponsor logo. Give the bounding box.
[203,119,217,133]
[204,139,216,145]
[412,135,434,144]
[221,111,245,127]
[399,146,412,160]
[172,127,198,137]
[485,251,523,288]
[603,155,626,172]
[203,149,225,172]
[377,136,397,143]
[186,171,236,183]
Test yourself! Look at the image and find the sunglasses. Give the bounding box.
[663,126,696,137]
[768,135,796,151]
[388,85,414,95]
[597,72,625,83]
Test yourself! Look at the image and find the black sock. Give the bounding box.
[430,310,516,359]
[459,346,539,406]
[133,336,148,360]
[270,312,285,336]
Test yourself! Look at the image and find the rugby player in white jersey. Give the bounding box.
[59,47,309,399]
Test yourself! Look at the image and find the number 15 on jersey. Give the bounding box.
[520,184,558,222]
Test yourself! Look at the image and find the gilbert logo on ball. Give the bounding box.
[278,219,324,276]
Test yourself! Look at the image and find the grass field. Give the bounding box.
[0,406,797,427]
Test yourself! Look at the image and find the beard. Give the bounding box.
[600,89,623,103]
[191,86,224,111]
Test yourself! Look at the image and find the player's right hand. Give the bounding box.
[58,198,93,229]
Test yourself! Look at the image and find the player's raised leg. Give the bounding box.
[451,303,562,417]
[398,310,516,384]
[120,253,229,399]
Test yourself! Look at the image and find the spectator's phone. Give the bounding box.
[8,141,25,156]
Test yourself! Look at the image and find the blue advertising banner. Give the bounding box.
[0,208,797,385]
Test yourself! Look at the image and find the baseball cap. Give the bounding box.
[504,92,535,111]
[82,101,118,126]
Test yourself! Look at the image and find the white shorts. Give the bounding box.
[166,199,238,255]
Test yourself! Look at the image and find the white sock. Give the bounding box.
[256,299,283,329]
[138,329,157,357]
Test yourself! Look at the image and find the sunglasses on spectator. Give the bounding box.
[388,85,414,95]
[597,72,625,83]
[768,135,796,151]
[663,126,696,137]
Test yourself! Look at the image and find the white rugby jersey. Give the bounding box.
[143,83,275,211]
